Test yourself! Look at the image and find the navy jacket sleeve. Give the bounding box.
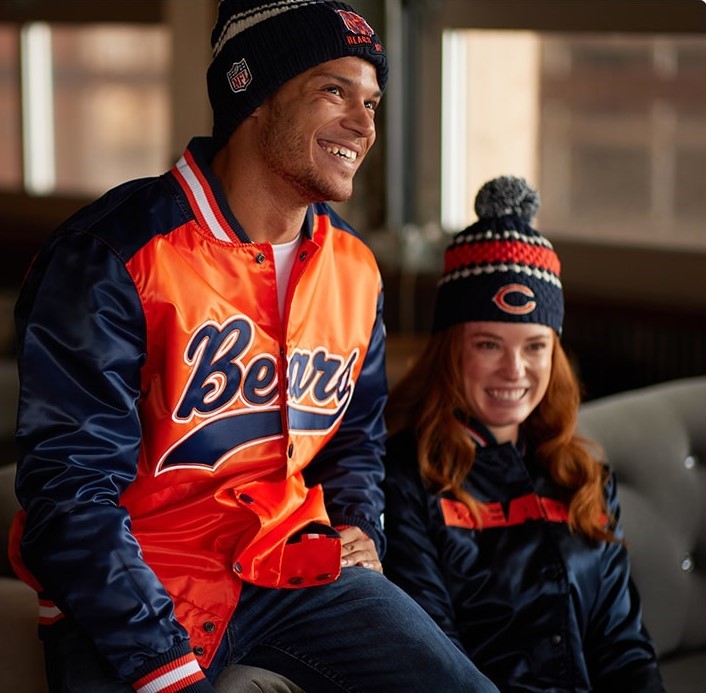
[303,290,388,556]
[584,471,665,691]
[14,230,201,685]
[381,431,465,651]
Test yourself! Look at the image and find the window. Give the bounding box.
[2,21,170,197]
[441,31,705,250]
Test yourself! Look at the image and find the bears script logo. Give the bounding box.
[155,315,358,474]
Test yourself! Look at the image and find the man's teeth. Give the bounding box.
[325,145,357,162]
[487,388,527,401]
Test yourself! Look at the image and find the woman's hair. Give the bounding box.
[386,325,615,542]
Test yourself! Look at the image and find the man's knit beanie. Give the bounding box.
[207,0,388,149]
[432,176,564,335]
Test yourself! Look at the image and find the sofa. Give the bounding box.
[1,376,704,691]
[577,376,706,692]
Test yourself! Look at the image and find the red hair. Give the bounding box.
[386,325,615,542]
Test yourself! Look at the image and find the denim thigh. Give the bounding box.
[211,566,498,693]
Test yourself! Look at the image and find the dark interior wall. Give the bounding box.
[0,0,162,23]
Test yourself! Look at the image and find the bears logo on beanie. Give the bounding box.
[432,176,564,335]
[208,0,388,149]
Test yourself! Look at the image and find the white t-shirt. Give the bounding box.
[271,234,301,322]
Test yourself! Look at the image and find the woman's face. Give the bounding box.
[462,321,554,444]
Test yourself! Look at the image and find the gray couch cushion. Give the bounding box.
[578,376,706,686]
[0,576,49,693]
[659,650,706,693]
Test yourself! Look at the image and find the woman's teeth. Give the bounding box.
[487,388,527,401]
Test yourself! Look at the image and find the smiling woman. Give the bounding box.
[382,175,666,692]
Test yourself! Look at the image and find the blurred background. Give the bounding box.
[0,0,703,405]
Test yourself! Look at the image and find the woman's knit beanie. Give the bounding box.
[432,176,564,335]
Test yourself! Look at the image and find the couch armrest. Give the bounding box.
[0,577,48,693]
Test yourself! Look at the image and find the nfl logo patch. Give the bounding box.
[227,59,252,93]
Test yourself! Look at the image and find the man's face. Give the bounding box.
[253,56,381,204]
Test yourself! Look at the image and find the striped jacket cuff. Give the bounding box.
[131,642,214,693]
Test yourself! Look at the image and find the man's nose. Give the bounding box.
[343,101,376,139]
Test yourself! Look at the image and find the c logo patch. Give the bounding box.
[492,284,537,315]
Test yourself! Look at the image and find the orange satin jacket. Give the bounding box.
[10,137,388,686]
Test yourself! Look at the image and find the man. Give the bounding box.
[10,1,498,691]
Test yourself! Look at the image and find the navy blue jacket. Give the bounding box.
[382,421,664,692]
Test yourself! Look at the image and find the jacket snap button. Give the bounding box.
[256,252,266,264]
[551,634,562,645]
[233,561,243,573]
[545,566,560,580]
[683,455,696,470]
[193,646,205,656]
[288,576,304,585]
[299,251,308,261]
[239,493,254,504]
[204,621,216,632]
[681,553,694,572]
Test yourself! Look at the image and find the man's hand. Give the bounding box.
[338,525,383,573]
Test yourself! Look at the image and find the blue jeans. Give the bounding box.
[210,567,496,692]
[44,567,497,692]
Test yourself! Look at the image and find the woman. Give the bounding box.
[382,176,664,692]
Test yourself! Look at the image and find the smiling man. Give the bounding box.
[9,1,498,692]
